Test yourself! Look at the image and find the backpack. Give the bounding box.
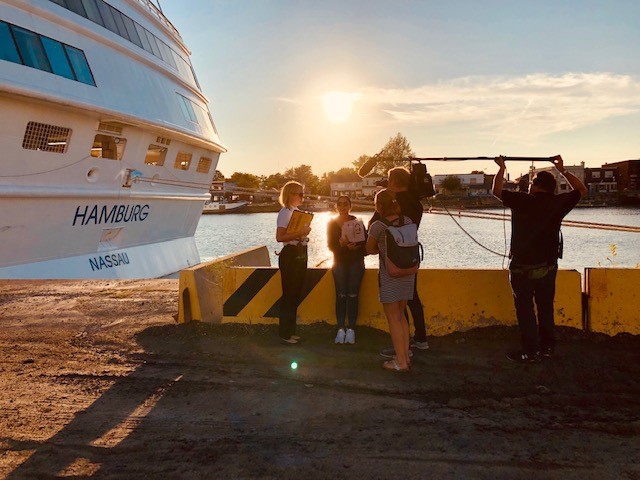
[376,216,423,277]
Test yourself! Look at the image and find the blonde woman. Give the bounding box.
[366,189,415,371]
[275,181,311,344]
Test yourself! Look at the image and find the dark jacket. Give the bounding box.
[368,190,423,228]
[502,189,581,266]
[327,215,366,265]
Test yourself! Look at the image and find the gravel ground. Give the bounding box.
[0,279,638,479]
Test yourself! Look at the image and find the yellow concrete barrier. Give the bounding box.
[178,246,270,323]
[585,268,640,335]
[220,267,583,336]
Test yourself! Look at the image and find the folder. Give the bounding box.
[341,218,366,243]
[286,210,314,233]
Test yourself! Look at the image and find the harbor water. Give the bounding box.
[195,207,640,271]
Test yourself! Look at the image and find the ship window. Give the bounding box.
[1,20,95,86]
[0,21,21,64]
[64,45,95,85]
[144,144,167,166]
[145,30,162,58]
[47,0,197,85]
[174,152,192,171]
[134,22,152,52]
[11,26,52,72]
[80,0,104,25]
[95,0,119,34]
[64,0,87,17]
[121,15,142,48]
[177,94,198,123]
[197,157,213,174]
[109,7,130,40]
[22,122,72,154]
[91,134,126,160]
[40,37,75,80]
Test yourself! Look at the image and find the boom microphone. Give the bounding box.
[358,155,380,177]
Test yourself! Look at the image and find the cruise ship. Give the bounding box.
[0,0,226,278]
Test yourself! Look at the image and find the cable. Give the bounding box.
[0,155,93,177]
[426,195,509,259]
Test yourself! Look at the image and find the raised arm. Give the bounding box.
[492,156,506,200]
[551,155,588,197]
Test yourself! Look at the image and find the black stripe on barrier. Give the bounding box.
[223,269,279,317]
[264,269,328,318]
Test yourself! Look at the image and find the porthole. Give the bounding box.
[86,167,99,183]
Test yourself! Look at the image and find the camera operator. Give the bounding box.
[366,166,429,357]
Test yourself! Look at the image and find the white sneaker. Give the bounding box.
[410,338,429,350]
[335,329,346,344]
[345,328,355,345]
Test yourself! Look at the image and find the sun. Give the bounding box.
[321,91,358,123]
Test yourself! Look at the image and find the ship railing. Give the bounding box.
[132,0,183,41]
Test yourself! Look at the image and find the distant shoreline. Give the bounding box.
[239,196,638,214]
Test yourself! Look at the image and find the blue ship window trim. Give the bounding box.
[0,20,95,86]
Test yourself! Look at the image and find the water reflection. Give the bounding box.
[195,207,640,270]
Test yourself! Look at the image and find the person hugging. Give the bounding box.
[366,189,416,372]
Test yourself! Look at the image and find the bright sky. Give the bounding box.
[161,0,640,178]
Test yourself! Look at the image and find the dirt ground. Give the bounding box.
[0,279,638,479]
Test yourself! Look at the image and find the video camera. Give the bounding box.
[373,159,436,199]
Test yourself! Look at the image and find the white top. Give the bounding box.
[277,207,299,246]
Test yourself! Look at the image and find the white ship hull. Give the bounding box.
[0,0,226,278]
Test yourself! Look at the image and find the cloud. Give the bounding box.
[359,73,640,141]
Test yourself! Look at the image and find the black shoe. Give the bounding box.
[380,347,413,359]
[507,351,541,364]
[539,347,554,358]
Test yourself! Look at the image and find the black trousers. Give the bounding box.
[509,267,557,354]
[407,279,427,342]
[278,244,307,339]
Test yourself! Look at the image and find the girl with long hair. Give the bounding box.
[327,195,366,344]
[366,189,415,371]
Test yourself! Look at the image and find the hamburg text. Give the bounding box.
[73,204,150,226]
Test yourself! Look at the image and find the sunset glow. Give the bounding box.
[322,91,358,123]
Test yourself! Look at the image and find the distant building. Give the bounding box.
[330,173,363,198]
[360,173,384,198]
[433,173,485,195]
[530,162,586,193]
[585,166,618,194]
[602,159,640,192]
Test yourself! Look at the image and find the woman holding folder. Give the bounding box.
[327,195,366,345]
[275,181,312,344]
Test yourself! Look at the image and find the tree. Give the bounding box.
[352,133,415,176]
[441,175,463,192]
[261,173,286,190]
[213,169,225,181]
[283,164,320,194]
[229,172,260,189]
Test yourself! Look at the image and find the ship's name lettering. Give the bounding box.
[89,253,130,271]
[72,204,150,226]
